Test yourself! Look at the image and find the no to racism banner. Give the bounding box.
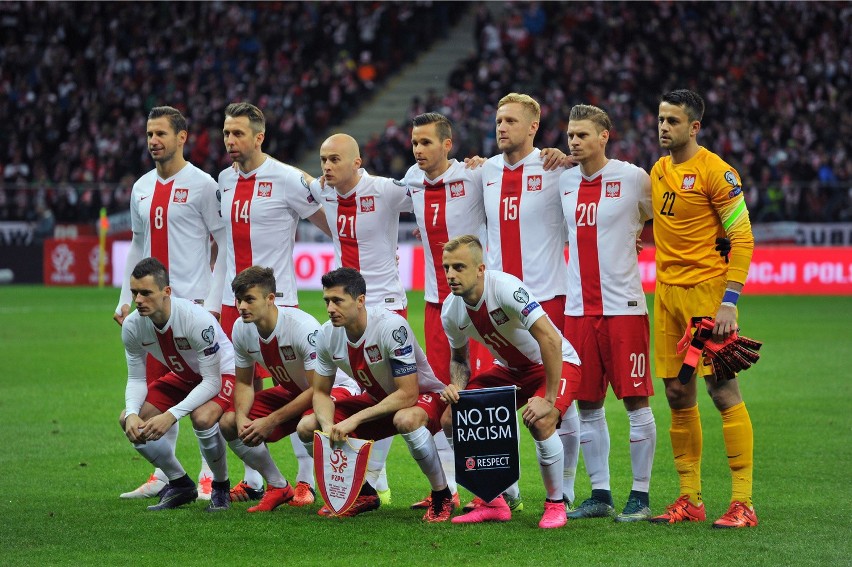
[452,386,520,503]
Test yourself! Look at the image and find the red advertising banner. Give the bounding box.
[43,237,113,286]
[103,241,852,295]
[635,246,852,295]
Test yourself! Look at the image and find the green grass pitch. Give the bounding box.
[0,287,849,566]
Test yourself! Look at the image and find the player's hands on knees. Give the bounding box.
[712,304,738,342]
[113,305,130,326]
[124,414,146,444]
[140,412,177,441]
[522,396,555,427]
[441,384,461,405]
[240,417,273,447]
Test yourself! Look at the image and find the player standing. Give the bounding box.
[480,93,581,510]
[295,268,454,522]
[403,112,487,510]
[309,132,412,503]
[649,90,757,528]
[439,235,581,529]
[559,104,657,522]
[119,257,233,512]
[220,266,361,512]
[114,106,225,501]
[217,102,332,504]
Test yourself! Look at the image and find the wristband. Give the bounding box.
[722,289,740,305]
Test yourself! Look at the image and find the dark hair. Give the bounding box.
[225,102,266,134]
[131,257,169,289]
[321,267,366,299]
[231,266,276,299]
[661,89,705,123]
[412,112,453,141]
[148,106,187,134]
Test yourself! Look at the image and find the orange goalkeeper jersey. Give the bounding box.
[650,147,754,286]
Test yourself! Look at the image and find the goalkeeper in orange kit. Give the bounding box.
[649,90,759,529]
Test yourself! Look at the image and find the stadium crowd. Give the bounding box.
[363,1,851,223]
[0,0,452,223]
[0,2,849,224]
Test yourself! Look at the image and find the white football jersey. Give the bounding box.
[482,149,568,301]
[309,170,411,310]
[231,306,360,397]
[442,270,579,370]
[315,306,445,399]
[122,297,236,420]
[117,163,225,312]
[218,157,321,308]
[405,160,487,303]
[561,159,652,316]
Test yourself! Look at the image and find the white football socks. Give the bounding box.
[627,407,656,493]
[194,423,229,482]
[229,438,287,488]
[402,426,447,491]
[290,433,314,487]
[535,431,565,502]
[579,407,611,491]
[559,403,580,503]
[134,425,185,481]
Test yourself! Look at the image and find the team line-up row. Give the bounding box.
[115,90,757,529]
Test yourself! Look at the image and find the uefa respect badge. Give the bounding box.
[313,431,373,516]
[452,386,520,502]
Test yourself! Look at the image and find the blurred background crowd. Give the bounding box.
[1,1,849,230]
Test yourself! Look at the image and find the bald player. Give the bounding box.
[308,133,414,503]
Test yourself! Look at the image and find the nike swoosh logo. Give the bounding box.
[486,181,497,186]
[140,195,150,201]
[458,324,470,330]
[223,187,232,192]
[325,198,336,202]
[332,355,345,360]
[727,454,742,459]
[630,438,649,444]
[247,349,260,354]
[633,381,643,388]
[658,175,664,180]
[142,341,156,346]
[580,440,592,445]
[674,453,686,459]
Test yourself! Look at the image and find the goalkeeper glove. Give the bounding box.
[676,316,763,384]
[703,331,762,382]
[715,237,731,264]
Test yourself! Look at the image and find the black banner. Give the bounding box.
[452,386,520,503]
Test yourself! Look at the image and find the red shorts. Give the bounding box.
[541,295,566,333]
[146,371,235,415]
[227,385,356,443]
[426,301,497,382]
[330,392,446,440]
[563,314,653,401]
[466,361,579,417]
